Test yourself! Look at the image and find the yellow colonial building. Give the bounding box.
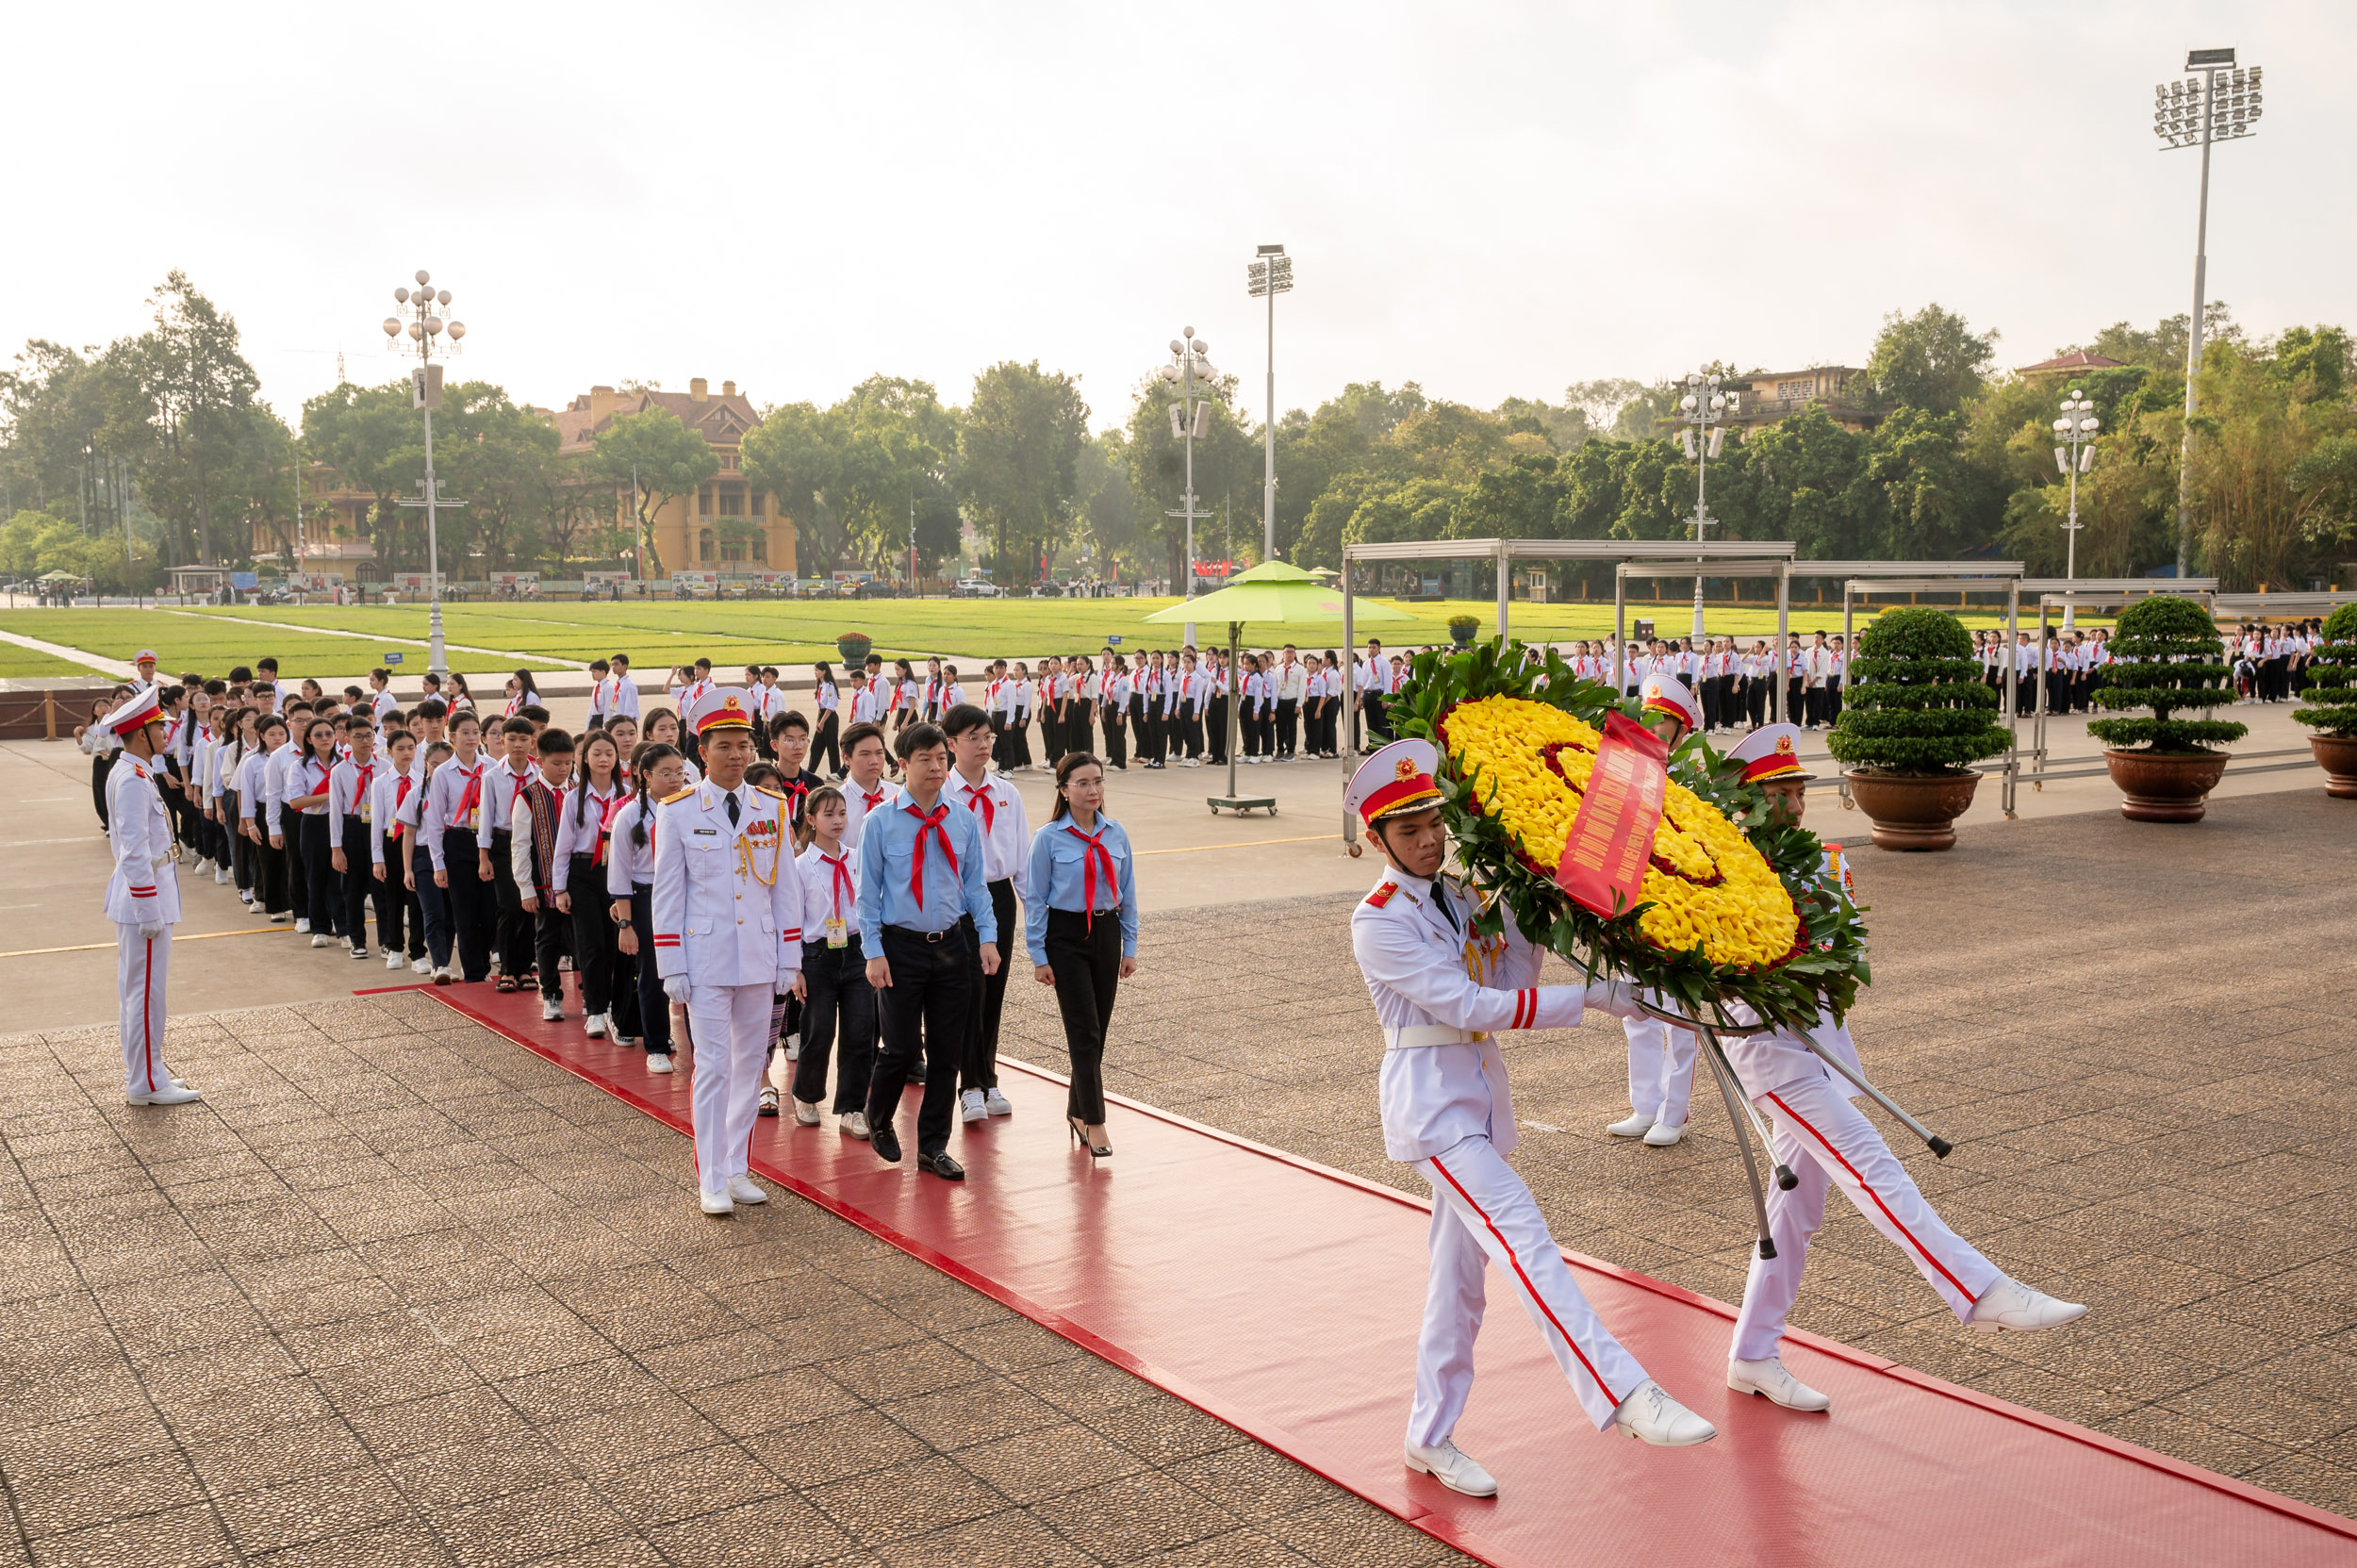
[550,378,796,578]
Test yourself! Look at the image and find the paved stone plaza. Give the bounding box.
[1,786,2351,1564]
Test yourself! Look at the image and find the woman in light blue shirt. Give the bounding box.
[1025,751,1139,1158]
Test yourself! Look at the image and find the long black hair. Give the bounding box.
[627,741,681,849]
[574,730,621,828]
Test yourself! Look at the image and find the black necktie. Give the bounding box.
[724,792,739,827]
[1435,886,1459,933]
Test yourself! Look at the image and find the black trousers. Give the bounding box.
[300,814,338,937]
[91,752,116,829]
[340,816,385,950]
[811,711,841,777]
[286,811,310,923]
[1205,695,1227,763]
[1142,697,1164,763]
[1177,700,1201,759]
[989,714,1009,769]
[1046,908,1120,1124]
[794,935,876,1114]
[532,900,570,999]
[1361,693,1388,750]
[567,854,622,1017]
[1824,678,1843,726]
[489,830,531,978]
[1101,706,1127,768]
[629,883,669,1052]
[1785,677,1804,725]
[413,840,450,967]
[866,924,975,1158]
[1275,698,1298,756]
[256,830,289,916]
[440,829,493,981]
[1042,705,1063,763]
[963,879,1018,1093]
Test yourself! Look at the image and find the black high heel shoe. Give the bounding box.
[1068,1116,1112,1159]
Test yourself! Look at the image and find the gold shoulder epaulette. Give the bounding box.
[754,784,787,801]
[659,786,695,804]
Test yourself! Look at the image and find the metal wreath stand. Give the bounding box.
[1630,995,1954,1263]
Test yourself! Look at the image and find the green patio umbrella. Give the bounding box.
[1144,561,1409,814]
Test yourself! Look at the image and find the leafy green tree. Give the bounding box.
[304,381,422,570]
[1074,429,1142,576]
[2087,595,2247,753]
[832,375,958,573]
[959,361,1087,584]
[591,406,717,579]
[129,272,263,565]
[436,383,562,571]
[1868,303,1997,416]
[741,401,842,570]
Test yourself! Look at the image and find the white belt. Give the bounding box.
[1385,1024,1479,1050]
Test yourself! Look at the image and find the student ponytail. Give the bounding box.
[627,742,680,849]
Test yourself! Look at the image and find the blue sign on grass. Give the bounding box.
[1106,635,1124,646]
[384,652,404,665]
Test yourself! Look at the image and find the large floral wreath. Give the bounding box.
[1391,639,1870,1032]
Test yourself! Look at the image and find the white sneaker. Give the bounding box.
[540,998,563,1022]
[214,868,228,884]
[294,917,310,933]
[794,1099,821,1127]
[1643,1120,1686,1147]
[266,910,289,922]
[840,1111,871,1139]
[349,945,371,961]
[1607,1111,1656,1138]
[1613,1380,1717,1446]
[983,1087,1013,1116]
[959,1088,987,1123]
[784,1032,800,1061]
[698,1188,733,1216]
[726,1174,767,1205]
[411,956,433,974]
[310,934,333,949]
[585,1013,607,1037]
[127,1084,204,1107]
[386,951,404,970]
[1968,1278,2089,1332]
[1728,1356,1830,1411]
[1403,1439,1497,1497]
[647,1052,675,1074]
[432,966,453,985]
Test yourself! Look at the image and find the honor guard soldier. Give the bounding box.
[652,688,807,1215]
[104,686,200,1106]
[1716,725,2087,1414]
[1347,739,1716,1501]
[1607,674,1702,1147]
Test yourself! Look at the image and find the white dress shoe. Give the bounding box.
[698,1188,733,1216]
[727,1175,767,1204]
[1614,1380,1717,1446]
[585,1013,607,1037]
[127,1084,204,1107]
[1728,1356,1830,1411]
[647,1052,675,1074]
[1404,1439,1497,1497]
[840,1111,871,1140]
[1642,1120,1687,1147]
[959,1088,987,1123]
[794,1099,822,1127]
[1606,1112,1656,1138]
[1969,1278,2089,1332]
[983,1087,1013,1116]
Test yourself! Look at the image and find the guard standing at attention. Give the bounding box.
[1347,739,1717,1503]
[104,685,200,1106]
[1716,724,2087,1414]
[652,689,807,1215]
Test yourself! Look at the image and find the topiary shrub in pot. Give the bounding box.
[2293,602,2357,798]
[1447,613,1480,649]
[2085,594,2248,822]
[1825,606,2012,850]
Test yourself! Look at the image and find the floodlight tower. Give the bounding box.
[1246,245,1293,561]
[2052,388,2099,629]
[1160,329,1218,647]
[2154,46,2262,578]
[380,270,468,674]
[1676,369,1738,638]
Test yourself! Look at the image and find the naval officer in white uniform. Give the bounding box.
[1715,724,2087,1413]
[1347,739,1717,1500]
[652,688,807,1215]
[103,685,201,1106]
[1605,674,1702,1147]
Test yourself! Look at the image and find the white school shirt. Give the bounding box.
[371,688,398,734]
[944,681,968,708]
[483,755,537,834]
[551,782,626,892]
[849,685,878,725]
[839,776,899,853]
[948,768,1030,893]
[370,766,418,866]
[814,681,839,714]
[327,755,382,823]
[797,841,864,939]
[419,755,488,870]
[288,751,335,818]
[236,750,272,820]
[265,744,304,832]
[604,797,660,897]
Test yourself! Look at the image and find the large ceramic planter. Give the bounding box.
[1844,769,1981,851]
[2311,734,2357,800]
[834,635,872,667]
[2104,749,2230,823]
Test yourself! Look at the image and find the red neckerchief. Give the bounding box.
[588,785,623,865]
[958,779,995,837]
[453,761,485,822]
[860,784,888,812]
[1067,823,1117,933]
[819,850,853,920]
[308,756,333,791]
[350,762,374,810]
[395,773,415,811]
[904,801,957,905]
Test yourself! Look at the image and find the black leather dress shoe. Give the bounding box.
[871,1123,902,1163]
[920,1152,965,1181]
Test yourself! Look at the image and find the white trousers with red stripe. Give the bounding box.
[1730,1072,2001,1362]
[1411,1135,1648,1443]
[1623,1015,1696,1128]
[685,982,772,1194]
[116,927,172,1096]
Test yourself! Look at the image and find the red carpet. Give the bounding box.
[419,982,2357,1568]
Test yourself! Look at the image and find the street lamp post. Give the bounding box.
[1675,368,1738,638]
[1245,245,1293,562]
[2052,388,2099,629]
[1160,328,1218,647]
[2154,46,2262,578]
[379,269,468,675]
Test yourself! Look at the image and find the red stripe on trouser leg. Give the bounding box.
[1429,1154,1621,1407]
[1767,1090,1974,1300]
[142,938,156,1092]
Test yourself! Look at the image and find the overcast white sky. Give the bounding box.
[8,1,2349,432]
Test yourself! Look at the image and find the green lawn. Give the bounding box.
[0,595,2096,681]
[0,643,114,679]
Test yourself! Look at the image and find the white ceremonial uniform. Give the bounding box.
[1724,846,2000,1360]
[107,751,182,1097]
[1622,1014,1696,1130]
[651,776,805,1197]
[1353,868,1649,1441]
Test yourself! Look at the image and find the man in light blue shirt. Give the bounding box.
[855,722,999,1179]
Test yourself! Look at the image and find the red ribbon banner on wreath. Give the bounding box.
[1555,709,1670,918]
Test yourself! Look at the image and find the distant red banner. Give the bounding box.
[1555,710,1669,918]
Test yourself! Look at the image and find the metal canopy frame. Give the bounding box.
[2212,590,2357,619]
[1826,564,2030,815]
